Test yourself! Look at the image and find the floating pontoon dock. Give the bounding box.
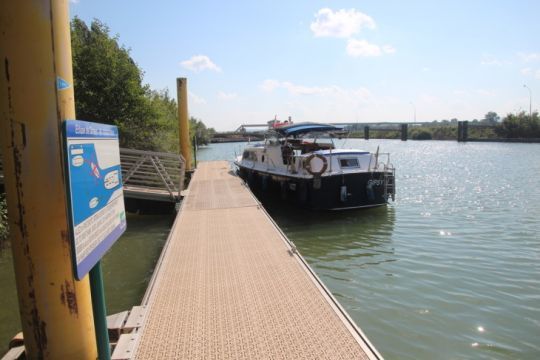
[119,161,382,359]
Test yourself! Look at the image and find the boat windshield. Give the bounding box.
[282,133,336,154]
[264,132,280,146]
[265,122,345,154]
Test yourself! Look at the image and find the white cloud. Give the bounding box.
[258,79,371,102]
[419,94,439,104]
[188,91,207,104]
[476,89,496,97]
[382,45,396,54]
[310,8,375,38]
[481,60,502,66]
[260,79,281,92]
[218,91,238,100]
[281,82,337,96]
[480,54,509,66]
[180,55,221,72]
[518,52,540,62]
[521,67,540,79]
[346,39,395,57]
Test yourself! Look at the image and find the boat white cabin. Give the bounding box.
[235,122,395,210]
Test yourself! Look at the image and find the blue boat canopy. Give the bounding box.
[273,123,343,136]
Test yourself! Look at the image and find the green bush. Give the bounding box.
[412,130,432,140]
[0,195,9,248]
[71,17,215,152]
[495,111,540,138]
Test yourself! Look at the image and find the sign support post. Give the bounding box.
[90,262,111,360]
[63,119,126,357]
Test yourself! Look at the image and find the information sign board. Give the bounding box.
[64,120,126,280]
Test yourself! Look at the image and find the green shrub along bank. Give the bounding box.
[71,17,215,153]
[349,111,538,141]
[495,111,540,138]
[0,195,8,249]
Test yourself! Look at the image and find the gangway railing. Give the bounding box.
[0,149,185,202]
[120,148,186,202]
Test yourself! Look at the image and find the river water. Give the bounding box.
[0,214,173,355]
[1,139,539,359]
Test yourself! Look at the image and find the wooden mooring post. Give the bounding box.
[401,123,408,141]
[457,121,469,142]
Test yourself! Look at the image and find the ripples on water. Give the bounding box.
[0,206,173,356]
[101,214,173,314]
[199,140,540,360]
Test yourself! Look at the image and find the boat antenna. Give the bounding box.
[329,132,333,173]
[341,125,352,148]
[374,145,380,169]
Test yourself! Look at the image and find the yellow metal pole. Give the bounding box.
[177,78,192,170]
[0,1,97,358]
[53,0,77,120]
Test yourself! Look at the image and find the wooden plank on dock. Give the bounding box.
[0,346,25,360]
[123,185,178,203]
[133,161,381,359]
[123,306,146,331]
[112,334,139,360]
[107,311,129,331]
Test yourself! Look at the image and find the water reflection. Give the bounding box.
[101,213,173,314]
[263,198,396,268]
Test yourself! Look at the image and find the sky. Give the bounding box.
[70,0,540,131]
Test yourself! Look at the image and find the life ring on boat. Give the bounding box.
[304,154,328,175]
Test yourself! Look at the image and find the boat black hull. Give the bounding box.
[237,166,392,210]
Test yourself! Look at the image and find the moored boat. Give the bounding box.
[234,121,395,210]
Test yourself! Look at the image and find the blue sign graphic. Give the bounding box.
[57,76,71,90]
[64,120,126,280]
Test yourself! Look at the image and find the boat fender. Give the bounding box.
[340,185,347,202]
[304,154,328,176]
[261,175,268,191]
[247,171,255,187]
[366,182,375,201]
[280,181,288,200]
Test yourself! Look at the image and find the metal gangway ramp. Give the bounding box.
[129,161,382,359]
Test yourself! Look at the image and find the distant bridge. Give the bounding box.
[234,121,435,133]
[230,121,497,142]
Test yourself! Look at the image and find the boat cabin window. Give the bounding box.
[339,158,360,168]
[243,151,257,161]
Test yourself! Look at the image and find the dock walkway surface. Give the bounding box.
[131,161,382,359]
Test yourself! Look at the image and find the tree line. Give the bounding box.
[350,111,540,140]
[71,17,215,152]
[2,18,218,248]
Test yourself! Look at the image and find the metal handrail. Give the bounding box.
[120,148,185,201]
[0,148,186,202]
